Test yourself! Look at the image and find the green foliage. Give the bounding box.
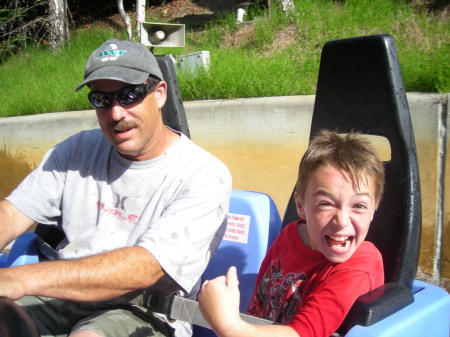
[0,28,117,116]
[177,48,319,101]
[0,0,448,116]
[0,0,48,62]
[174,0,448,99]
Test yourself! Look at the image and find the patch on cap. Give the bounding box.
[96,42,128,61]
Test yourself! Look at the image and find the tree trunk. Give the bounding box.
[117,0,132,40]
[277,0,295,15]
[135,0,146,40]
[48,0,70,52]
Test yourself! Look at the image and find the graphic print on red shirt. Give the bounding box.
[249,257,308,324]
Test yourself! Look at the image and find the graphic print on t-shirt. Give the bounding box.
[247,257,308,324]
[96,193,141,225]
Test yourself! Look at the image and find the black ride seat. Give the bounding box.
[282,34,421,333]
[156,56,190,139]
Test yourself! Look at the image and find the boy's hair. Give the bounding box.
[296,130,385,204]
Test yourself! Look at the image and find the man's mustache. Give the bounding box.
[112,120,138,131]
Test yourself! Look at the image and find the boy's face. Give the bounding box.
[294,166,378,263]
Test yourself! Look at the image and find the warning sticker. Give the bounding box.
[223,213,251,244]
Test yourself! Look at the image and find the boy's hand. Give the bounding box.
[198,266,243,336]
[198,266,300,337]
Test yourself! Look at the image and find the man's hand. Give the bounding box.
[0,266,28,300]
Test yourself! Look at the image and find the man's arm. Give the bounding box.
[0,199,36,250]
[0,200,166,302]
[0,245,164,301]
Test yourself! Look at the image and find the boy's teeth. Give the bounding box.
[326,235,352,249]
[329,235,348,241]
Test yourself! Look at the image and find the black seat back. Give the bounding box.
[282,34,421,287]
[157,55,190,138]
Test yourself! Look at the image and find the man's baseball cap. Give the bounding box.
[74,38,164,92]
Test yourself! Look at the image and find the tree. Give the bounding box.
[48,0,69,52]
[0,0,47,62]
[117,0,146,41]
[135,0,145,39]
[117,0,132,39]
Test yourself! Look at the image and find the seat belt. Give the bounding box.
[33,231,273,329]
[139,291,275,329]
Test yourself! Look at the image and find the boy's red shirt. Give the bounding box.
[247,220,384,337]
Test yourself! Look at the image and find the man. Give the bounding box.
[0,39,232,337]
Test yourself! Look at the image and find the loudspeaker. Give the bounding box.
[140,22,185,47]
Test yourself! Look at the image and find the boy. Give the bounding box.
[198,130,385,337]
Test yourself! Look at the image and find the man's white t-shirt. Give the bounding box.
[7,128,232,336]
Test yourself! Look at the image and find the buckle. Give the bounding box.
[141,291,179,323]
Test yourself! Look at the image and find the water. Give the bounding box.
[1,145,448,293]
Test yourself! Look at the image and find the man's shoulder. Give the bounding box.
[49,129,111,166]
[55,129,108,151]
[178,135,231,175]
[65,128,104,143]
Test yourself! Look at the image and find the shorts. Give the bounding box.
[16,296,174,337]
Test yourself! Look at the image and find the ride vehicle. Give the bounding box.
[1,34,449,337]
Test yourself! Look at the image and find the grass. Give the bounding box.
[0,0,448,117]
[0,29,117,116]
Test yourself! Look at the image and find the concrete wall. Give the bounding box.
[0,93,448,288]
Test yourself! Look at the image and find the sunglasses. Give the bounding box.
[88,82,158,109]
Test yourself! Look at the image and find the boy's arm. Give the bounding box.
[198,267,299,337]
